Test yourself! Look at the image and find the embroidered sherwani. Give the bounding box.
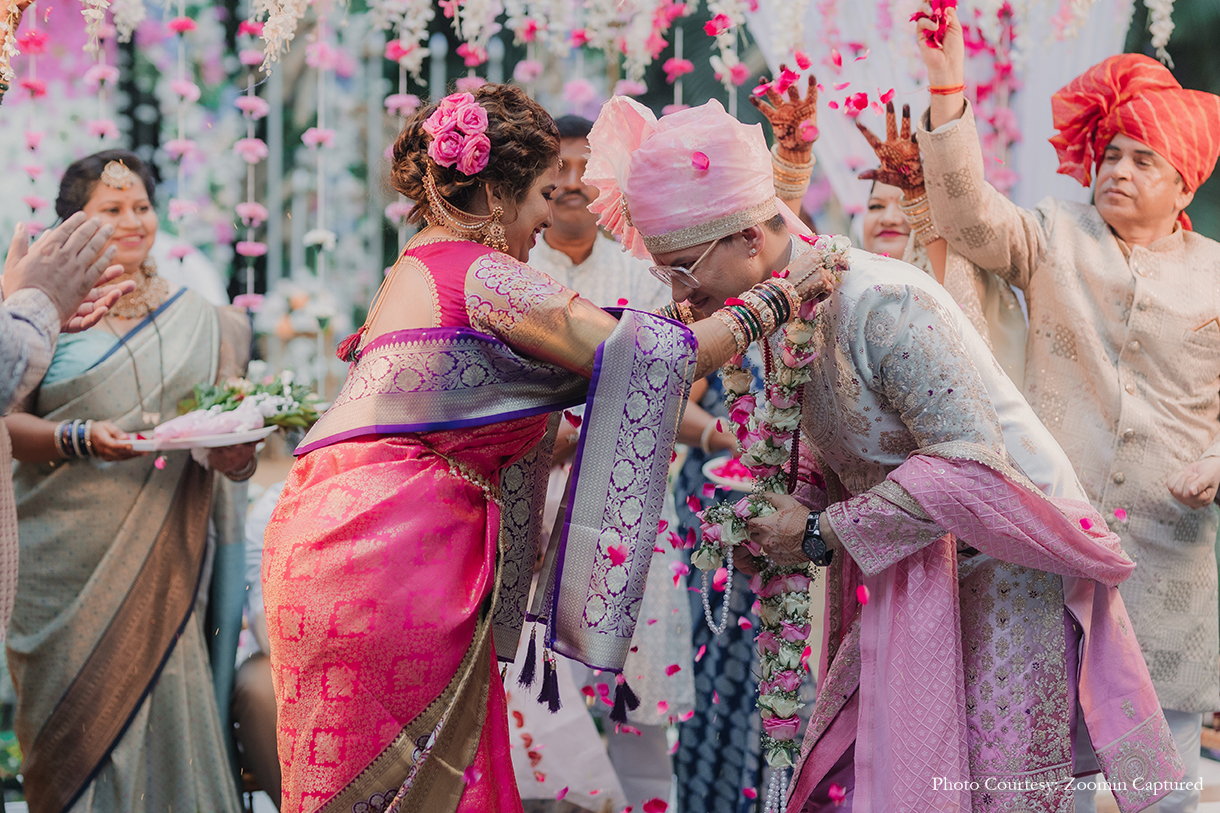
[918,102,1220,713]
[788,250,1180,813]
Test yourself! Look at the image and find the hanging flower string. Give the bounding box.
[166,5,198,223]
[693,235,850,811]
[303,19,337,397]
[705,0,751,92]
[81,2,119,142]
[233,20,268,309]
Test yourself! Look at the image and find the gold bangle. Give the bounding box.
[224,455,258,482]
[771,144,816,172]
[712,309,748,355]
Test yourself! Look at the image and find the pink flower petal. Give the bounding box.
[834,82,850,91]
[743,787,758,799]
[462,765,482,785]
[154,455,167,469]
[831,49,842,68]
[829,783,847,804]
[647,618,658,625]
[712,567,729,592]
[880,88,895,104]
[1114,508,1128,522]
[695,644,706,662]
[665,664,681,676]
[854,48,871,61]
[679,710,695,721]
[607,544,629,567]
[702,483,717,498]
[658,519,669,534]
[563,409,582,428]
[856,585,870,605]
[1079,518,1093,531]
[691,151,710,171]
[657,700,669,714]
[713,690,720,704]
[686,495,701,513]
[556,787,568,800]
[738,617,753,630]
[642,799,668,813]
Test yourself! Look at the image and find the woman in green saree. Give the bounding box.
[4,150,254,813]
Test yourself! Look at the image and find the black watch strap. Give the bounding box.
[800,510,833,567]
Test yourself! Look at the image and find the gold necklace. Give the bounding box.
[109,258,169,320]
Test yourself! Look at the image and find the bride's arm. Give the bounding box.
[465,251,836,379]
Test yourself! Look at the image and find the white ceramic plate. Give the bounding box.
[128,425,277,452]
[701,456,754,493]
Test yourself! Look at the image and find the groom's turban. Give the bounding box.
[1050,54,1220,228]
[584,97,803,259]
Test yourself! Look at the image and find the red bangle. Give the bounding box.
[929,83,965,96]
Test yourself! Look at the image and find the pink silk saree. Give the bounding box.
[790,443,1183,813]
[263,241,696,813]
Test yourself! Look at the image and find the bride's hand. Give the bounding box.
[751,67,819,155]
[784,251,840,305]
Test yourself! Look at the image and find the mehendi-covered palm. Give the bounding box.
[857,101,925,197]
[752,66,819,154]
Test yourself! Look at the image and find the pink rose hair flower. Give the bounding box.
[424,93,491,175]
[456,133,492,176]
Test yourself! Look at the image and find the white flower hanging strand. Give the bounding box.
[235,22,271,305]
[1146,0,1175,66]
[167,3,198,222]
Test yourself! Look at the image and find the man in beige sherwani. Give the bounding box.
[912,5,1220,811]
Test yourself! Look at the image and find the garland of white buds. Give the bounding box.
[694,234,850,812]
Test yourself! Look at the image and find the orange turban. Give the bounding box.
[1050,54,1220,229]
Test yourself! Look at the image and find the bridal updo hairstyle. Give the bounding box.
[391,83,560,227]
[55,149,158,221]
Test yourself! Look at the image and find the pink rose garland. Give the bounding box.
[424,92,492,175]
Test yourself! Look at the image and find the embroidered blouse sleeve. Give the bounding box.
[465,252,618,378]
[826,284,1007,576]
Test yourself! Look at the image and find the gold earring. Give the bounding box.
[484,207,508,253]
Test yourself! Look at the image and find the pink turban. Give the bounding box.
[1050,54,1220,230]
[585,97,790,259]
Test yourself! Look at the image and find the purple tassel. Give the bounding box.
[537,654,562,713]
[609,676,640,725]
[517,627,538,689]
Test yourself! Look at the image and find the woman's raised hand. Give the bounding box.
[751,67,819,154]
[856,102,925,197]
[914,2,965,87]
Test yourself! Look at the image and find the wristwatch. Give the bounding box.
[801,510,834,567]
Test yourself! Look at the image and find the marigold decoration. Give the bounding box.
[694,234,850,811]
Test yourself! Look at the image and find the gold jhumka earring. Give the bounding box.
[423,169,509,254]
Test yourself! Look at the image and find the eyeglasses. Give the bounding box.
[649,236,722,289]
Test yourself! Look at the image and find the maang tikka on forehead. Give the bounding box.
[100,160,137,190]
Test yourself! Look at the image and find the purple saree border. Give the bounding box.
[294,325,587,456]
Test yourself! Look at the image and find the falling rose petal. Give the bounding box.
[580,685,596,698]
[712,567,729,592]
[669,738,679,755]
[679,710,695,722]
[880,88,895,104]
[647,618,658,625]
[857,585,870,605]
[695,644,707,662]
[669,561,690,578]
[618,724,643,736]
[462,765,482,785]
[533,770,546,783]
[743,787,758,799]
[752,80,772,96]
[685,528,697,549]
[715,419,724,432]
[799,120,819,142]
[563,410,582,428]
[654,546,665,554]
[834,82,850,91]
[665,663,682,676]
[686,495,701,513]
[831,49,842,68]
[658,519,669,534]
[794,50,812,70]
[854,48,870,61]
[556,788,569,801]
[667,530,683,550]
[702,483,718,498]
[828,101,840,110]
[713,690,720,704]
[1115,508,1128,522]
[608,544,629,567]
[1079,518,1093,531]
[724,297,746,306]
[513,711,525,727]
[642,800,668,813]
[657,700,669,714]
[800,645,813,672]
[691,151,710,171]
[154,455,167,469]
[617,297,629,306]
[829,783,847,805]
[738,617,754,630]
[596,682,611,696]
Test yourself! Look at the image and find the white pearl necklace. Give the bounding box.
[764,767,789,813]
[700,544,734,635]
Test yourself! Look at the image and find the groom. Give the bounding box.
[586,95,1182,812]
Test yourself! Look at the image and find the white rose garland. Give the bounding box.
[693,235,849,798]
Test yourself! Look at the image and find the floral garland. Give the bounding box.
[374,0,434,80]
[1146,0,1175,65]
[234,21,269,307]
[692,235,850,803]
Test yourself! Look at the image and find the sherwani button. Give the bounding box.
[1123,429,1135,441]
[1129,340,1141,352]
[1113,472,1126,484]
[1125,382,1135,394]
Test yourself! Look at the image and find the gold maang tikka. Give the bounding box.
[100,160,138,190]
[423,169,508,254]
